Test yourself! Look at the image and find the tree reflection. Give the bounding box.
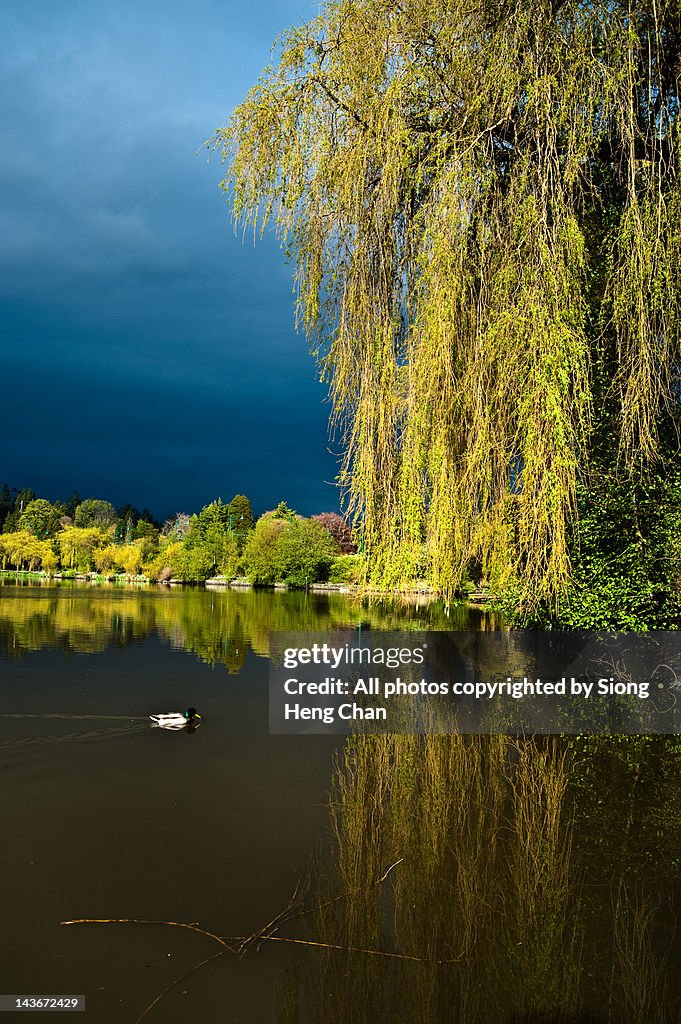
[278,734,680,1023]
[0,582,497,671]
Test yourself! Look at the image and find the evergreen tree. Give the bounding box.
[227,493,255,549]
[197,499,231,534]
[66,491,81,518]
[3,488,35,532]
[270,501,296,521]
[0,484,11,530]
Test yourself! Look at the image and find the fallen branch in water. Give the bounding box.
[60,857,449,1022]
[60,914,467,966]
[234,873,308,957]
[135,947,230,1023]
[237,932,466,964]
[60,917,233,949]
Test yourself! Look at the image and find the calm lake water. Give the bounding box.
[1,579,679,1023]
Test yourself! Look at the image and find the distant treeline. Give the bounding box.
[0,485,158,535]
[0,485,359,587]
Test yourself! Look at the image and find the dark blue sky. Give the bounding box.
[0,0,341,521]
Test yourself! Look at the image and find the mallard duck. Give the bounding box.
[150,707,201,730]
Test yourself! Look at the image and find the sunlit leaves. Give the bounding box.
[217,0,681,606]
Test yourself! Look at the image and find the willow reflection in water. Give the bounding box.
[279,734,680,1024]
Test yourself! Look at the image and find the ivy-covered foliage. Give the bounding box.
[498,472,681,629]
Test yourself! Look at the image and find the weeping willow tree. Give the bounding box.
[215,0,681,606]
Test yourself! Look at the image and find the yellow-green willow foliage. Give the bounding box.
[216,0,681,605]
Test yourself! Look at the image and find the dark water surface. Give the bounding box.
[0,582,481,1022]
[1,580,680,1023]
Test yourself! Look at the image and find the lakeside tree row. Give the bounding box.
[4,475,681,626]
[0,487,359,588]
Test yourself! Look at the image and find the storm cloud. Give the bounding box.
[0,0,339,519]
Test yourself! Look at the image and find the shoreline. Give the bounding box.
[0,569,492,604]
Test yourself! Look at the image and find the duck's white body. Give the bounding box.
[150,711,200,730]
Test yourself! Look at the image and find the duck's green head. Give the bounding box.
[185,707,201,722]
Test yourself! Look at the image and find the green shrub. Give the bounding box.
[275,518,337,587]
[172,546,215,583]
[242,514,337,586]
[328,554,362,584]
[143,541,185,581]
[242,517,286,584]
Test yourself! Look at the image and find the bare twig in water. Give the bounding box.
[235,932,465,964]
[377,857,403,883]
[133,948,230,1024]
[290,856,405,920]
[60,859,412,1021]
[61,914,465,965]
[60,917,232,949]
[235,874,308,957]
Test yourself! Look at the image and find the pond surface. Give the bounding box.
[0,580,679,1023]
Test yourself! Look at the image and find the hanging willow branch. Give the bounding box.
[214,0,681,606]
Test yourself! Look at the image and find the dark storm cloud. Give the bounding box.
[0,0,340,518]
